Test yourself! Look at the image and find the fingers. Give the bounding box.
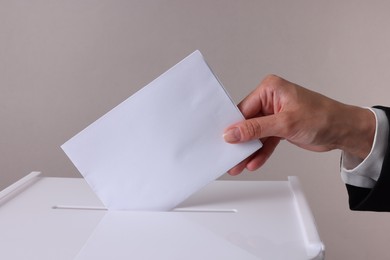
[238,88,262,119]
[227,137,281,175]
[227,156,253,176]
[238,74,286,119]
[224,114,284,143]
[226,75,290,175]
[246,137,280,171]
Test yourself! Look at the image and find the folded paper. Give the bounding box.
[61,50,262,211]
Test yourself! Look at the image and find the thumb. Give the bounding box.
[223,115,282,143]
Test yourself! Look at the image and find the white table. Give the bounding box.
[0,172,324,259]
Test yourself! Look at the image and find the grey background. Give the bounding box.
[2,1,390,259]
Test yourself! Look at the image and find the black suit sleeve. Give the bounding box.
[346,106,390,211]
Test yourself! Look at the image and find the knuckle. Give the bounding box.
[261,74,287,94]
[263,74,283,86]
[243,120,262,140]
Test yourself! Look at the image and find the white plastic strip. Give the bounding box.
[0,171,42,200]
[53,205,237,213]
[53,205,107,211]
[288,176,325,260]
[173,208,237,213]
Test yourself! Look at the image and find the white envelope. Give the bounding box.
[61,50,262,211]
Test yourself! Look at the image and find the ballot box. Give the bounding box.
[0,172,324,260]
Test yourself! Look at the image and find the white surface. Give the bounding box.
[76,211,260,260]
[61,50,261,211]
[0,176,105,260]
[288,176,325,260]
[0,175,324,260]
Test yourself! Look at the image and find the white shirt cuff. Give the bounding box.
[341,107,389,188]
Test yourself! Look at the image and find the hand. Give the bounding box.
[224,75,376,175]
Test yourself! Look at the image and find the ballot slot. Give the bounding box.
[52,205,237,213]
[173,208,237,213]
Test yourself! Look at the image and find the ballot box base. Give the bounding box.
[0,172,324,260]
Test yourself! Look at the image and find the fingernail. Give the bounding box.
[223,127,241,143]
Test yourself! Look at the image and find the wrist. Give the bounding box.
[335,106,376,160]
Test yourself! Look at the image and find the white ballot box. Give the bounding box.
[0,172,324,260]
